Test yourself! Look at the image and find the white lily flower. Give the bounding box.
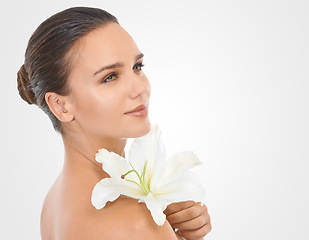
[91,125,205,226]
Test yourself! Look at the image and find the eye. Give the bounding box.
[133,62,145,72]
[102,73,118,83]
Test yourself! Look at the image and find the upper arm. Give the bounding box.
[126,215,179,240]
[89,196,179,240]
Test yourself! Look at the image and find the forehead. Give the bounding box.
[70,23,140,73]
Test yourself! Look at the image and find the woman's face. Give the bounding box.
[66,23,151,139]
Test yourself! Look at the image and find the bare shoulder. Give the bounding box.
[87,196,179,240]
[40,173,62,240]
[41,169,99,240]
[41,170,178,240]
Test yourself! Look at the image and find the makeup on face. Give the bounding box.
[124,103,149,117]
[67,23,151,139]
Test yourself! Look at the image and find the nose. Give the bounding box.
[128,73,150,99]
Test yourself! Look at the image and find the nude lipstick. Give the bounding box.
[125,103,148,117]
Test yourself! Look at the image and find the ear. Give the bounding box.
[45,92,74,123]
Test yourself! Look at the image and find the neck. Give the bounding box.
[62,131,127,171]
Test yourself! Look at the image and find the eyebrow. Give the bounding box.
[93,53,144,76]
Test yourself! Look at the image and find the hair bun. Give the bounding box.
[17,64,36,105]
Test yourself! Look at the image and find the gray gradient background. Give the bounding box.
[1,0,308,239]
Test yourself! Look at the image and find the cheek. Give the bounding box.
[148,80,152,97]
[145,75,151,96]
[73,89,126,134]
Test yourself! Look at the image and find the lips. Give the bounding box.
[125,103,148,114]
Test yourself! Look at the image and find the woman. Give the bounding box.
[17,7,211,240]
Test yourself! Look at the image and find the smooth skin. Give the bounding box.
[41,23,211,240]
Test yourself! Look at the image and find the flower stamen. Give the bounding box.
[121,160,150,195]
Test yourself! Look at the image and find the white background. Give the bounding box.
[1,0,308,239]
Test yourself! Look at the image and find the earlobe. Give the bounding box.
[45,92,74,122]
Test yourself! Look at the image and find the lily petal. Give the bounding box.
[165,151,202,180]
[95,148,132,179]
[139,193,167,226]
[129,124,166,178]
[157,170,205,203]
[91,178,144,209]
[150,151,202,192]
[158,178,205,204]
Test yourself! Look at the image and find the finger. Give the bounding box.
[177,222,212,240]
[164,201,196,216]
[166,204,202,224]
[172,212,209,231]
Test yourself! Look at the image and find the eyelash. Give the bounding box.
[133,62,145,71]
[101,62,145,83]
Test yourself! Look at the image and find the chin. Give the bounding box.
[126,118,151,138]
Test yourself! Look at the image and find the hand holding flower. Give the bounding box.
[164,201,212,240]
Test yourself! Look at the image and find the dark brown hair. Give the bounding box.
[17,7,118,133]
